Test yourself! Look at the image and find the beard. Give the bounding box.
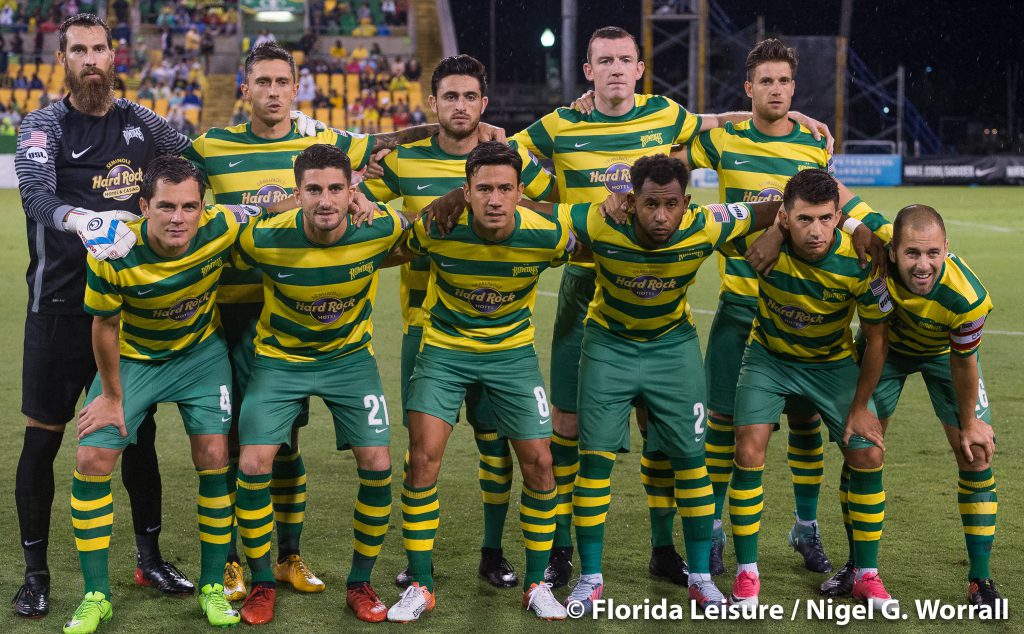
[65,63,116,114]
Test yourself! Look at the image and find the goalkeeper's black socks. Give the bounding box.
[15,426,64,575]
[122,411,164,546]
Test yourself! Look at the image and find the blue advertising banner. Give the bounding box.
[833,154,903,186]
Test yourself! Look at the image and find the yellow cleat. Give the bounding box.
[222,561,247,602]
[273,555,325,593]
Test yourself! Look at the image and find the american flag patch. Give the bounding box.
[869,277,887,297]
[708,204,730,223]
[18,130,47,149]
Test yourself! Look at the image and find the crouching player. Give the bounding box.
[66,156,249,633]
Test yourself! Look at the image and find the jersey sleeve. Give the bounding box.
[557,202,594,248]
[948,264,994,357]
[182,135,211,185]
[84,257,123,316]
[358,148,402,202]
[511,139,554,201]
[687,129,722,170]
[407,216,430,256]
[841,196,893,243]
[514,111,559,159]
[669,98,703,146]
[231,217,262,271]
[380,203,411,251]
[329,127,374,170]
[854,275,894,324]
[16,106,75,230]
[702,203,754,248]
[129,100,190,155]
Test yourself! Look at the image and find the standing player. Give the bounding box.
[230,144,409,625]
[386,143,573,623]
[64,157,248,633]
[359,54,555,589]
[726,169,894,608]
[14,13,192,615]
[868,205,999,606]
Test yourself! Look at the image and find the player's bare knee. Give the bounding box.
[191,435,228,470]
[352,445,391,472]
[238,446,275,476]
[552,407,578,437]
[733,424,770,467]
[515,442,554,490]
[844,446,883,470]
[75,445,119,476]
[406,451,442,487]
[26,417,67,433]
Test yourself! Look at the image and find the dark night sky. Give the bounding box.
[450,0,1022,126]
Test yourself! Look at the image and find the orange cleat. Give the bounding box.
[346,582,388,623]
[240,584,276,625]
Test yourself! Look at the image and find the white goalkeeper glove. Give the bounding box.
[291,110,326,137]
[63,208,140,261]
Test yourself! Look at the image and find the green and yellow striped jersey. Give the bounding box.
[358,135,554,332]
[557,201,753,341]
[750,230,893,365]
[233,205,407,365]
[184,122,374,304]
[886,253,993,358]
[514,94,702,269]
[84,204,256,361]
[408,206,573,353]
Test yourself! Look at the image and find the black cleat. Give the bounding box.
[13,572,49,618]
[788,520,833,573]
[710,527,726,576]
[968,578,1001,608]
[135,555,195,595]
[820,559,855,597]
[543,546,573,588]
[395,563,434,590]
[478,548,517,588]
[649,546,689,586]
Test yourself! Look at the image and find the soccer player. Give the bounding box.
[513,26,831,586]
[386,142,573,622]
[359,54,555,589]
[726,169,894,608]
[64,157,250,633]
[684,39,890,576]
[870,205,1000,606]
[14,13,193,615]
[230,144,409,625]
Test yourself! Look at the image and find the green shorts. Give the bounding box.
[873,350,991,428]
[549,265,596,413]
[239,348,390,450]
[406,344,551,441]
[81,334,232,450]
[733,342,876,450]
[578,323,708,459]
[401,326,498,431]
[705,299,757,415]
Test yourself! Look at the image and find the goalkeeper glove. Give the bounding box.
[291,110,326,137]
[63,208,140,261]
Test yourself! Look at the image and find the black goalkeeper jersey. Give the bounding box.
[15,96,190,315]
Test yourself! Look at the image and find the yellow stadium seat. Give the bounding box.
[0,88,12,107]
[293,51,304,66]
[379,116,393,132]
[345,74,358,99]
[315,73,329,93]
[330,74,344,93]
[408,85,423,109]
[154,99,169,116]
[314,107,330,126]
[185,109,200,125]
[13,88,27,105]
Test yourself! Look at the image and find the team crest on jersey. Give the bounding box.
[511,264,540,277]
[349,261,375,280]
[153,291,212,321]
[821,287,849,303]
[294,294,356,324]
[765,296,823,329]
[455,285,516,314]
[614,272,677,300]
[241,183,291,206]
[589,162,632,194]
[122,125,144,145]
[640,132,664,148]
[93,159,143,201]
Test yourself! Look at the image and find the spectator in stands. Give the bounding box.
[330,39,346,59]
[11,30,22,58]
[182,87,202,110]
[388,73,408,92]
[7,101,22,128]
[351,43,369,60]
[0,6,13,29]
[1,116,15,136]
[410,104,426,125]
[0,35,7,77]
[298,30,317,57]
[161,27,173,57]
[230,102,248,126]
[369,41,383,61]
[65,0,80,18]
[169,86,185,108]
[223,6,238,35]
[167,105,194,136]
[36,90,49,109]
[392,103,409,128]
[389,55,405,77]
[134,35,149,69]
[253,29,276,48]
[184,25,200,59]
[404,57,421,81]
[138,80,156,101]
[157,6,176,31]
[200,30,214,73]
[12,71,27,89]
[113,0,130,24]
[32,29,42,64]
[359,87,376,111]
[345,56,361,74]
[114,38,131,73]
[382,0,398,25]
[29,73,44,90]
[296,67,316,105]
[358,67,374,91]
[313,88,330,109]
[357,2,371,22]
[347,99,364,129]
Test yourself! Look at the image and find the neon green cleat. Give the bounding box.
[200,584,241,627]
[63,592,112,634]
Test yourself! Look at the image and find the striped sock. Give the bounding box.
[71,471,113,596]
[728,463,764,565]
[572,450,616,576]
[839,462,854,560]
[958,468,997,580]
[520,486,556,588]
[704,414,735,522]
[475,431,512,550]
[271,447,306,558]
[847,465,885,570]
[640,436,676,549]
[348,468,392,584]
[226,457,239,562]
[236,471,275,584]
[197,466,232,588]
[401,481,439,591]
[671,455,715,574]
[788,420,824,522]
[550,431,578,548]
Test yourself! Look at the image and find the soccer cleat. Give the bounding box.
[135,555,196,595]
[199,584,241,627]
[63,592,112,634]
[852,572,896,610]
[819,560,855,597]
[968,578,1001,608]
[564,574,603,616]
[395,563,434,590]
[729,571,760,606]
[543,546,574,588]
[523,582,567,620]
[273,554,325,593]
[347,582,388,623]
[649,546,689,586]
[13,571,50,618]
[240,584,276,625]
[788,518,833,573]
[688,576,727,612]
[710,525,726,576]
[386,582,435,623]
[222,561,246,601]
[479,547,518,589]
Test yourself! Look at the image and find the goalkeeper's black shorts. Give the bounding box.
[21,311,96,425]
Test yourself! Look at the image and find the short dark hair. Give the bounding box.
[745,38,798,81]
[892,204,946,246]
[587,26,640,63]
[465,141,522,183]
[782,169,839,211]
[294,143,352,186]
[431,54,487,96]
[59,13,111,53]
[630,154,689,193]
[244,42,295,81]
[141,156,205,202]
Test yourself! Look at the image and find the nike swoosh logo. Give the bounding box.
[229,160,243,167]
[539,419,550,425]
[221,416,231,423]
[138,289,153,295]
[416,184,431,190]
[145,525,161,534]
[440,262,457,268]
[71,146,92,159]
[375,427,388,433]
[574,142,590,148]
[23,539,43,547]
[277,273,294,278]
[605,249,619,254]
[974,167,999,177]
[735,160,750,165]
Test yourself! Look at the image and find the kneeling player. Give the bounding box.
[66,157,247,633]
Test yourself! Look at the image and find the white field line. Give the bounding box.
[945,219,1017,233]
